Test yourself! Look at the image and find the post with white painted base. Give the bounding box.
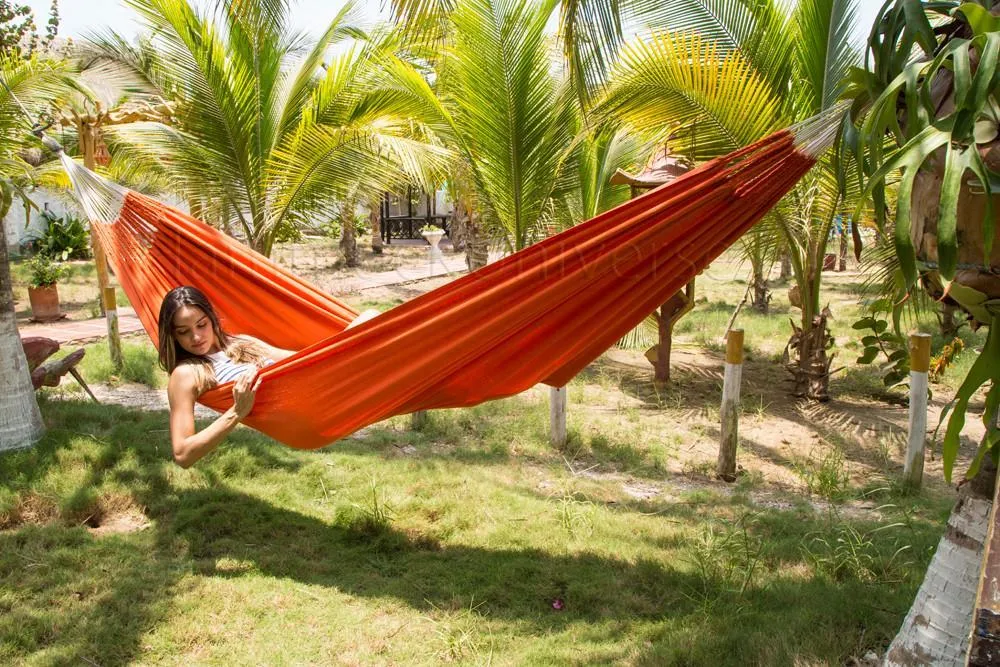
[103,286,123,370]
[550,385,567,447]
[717,329,744,482]
[904,332,931,488]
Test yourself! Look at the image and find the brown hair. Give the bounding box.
[157,286,266,394]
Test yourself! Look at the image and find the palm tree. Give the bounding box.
[597,0,861,400]
[431,0,580,256]
[0,55,68,451]
[84,0,448,258]
[848,1,1000,662]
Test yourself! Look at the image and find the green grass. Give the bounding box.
[4,250,980,664]
[0,395,951,666]
[52,340,165,390]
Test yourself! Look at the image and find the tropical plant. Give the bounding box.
[26,252,67,287]
[84,0,448,258]
[428,0,580,256]
[845,1,1000,661]
[597,0,862,400]
[30,209,90,260]
[0,54,69,451]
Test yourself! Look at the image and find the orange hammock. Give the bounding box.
[59,122,831,449]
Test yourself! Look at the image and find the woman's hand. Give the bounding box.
[231,370,261,420]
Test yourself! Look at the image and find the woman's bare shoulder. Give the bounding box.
[168,363,200,393]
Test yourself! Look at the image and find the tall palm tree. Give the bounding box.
[597,0,861,400]
[848,1,1000,662]
[0,55,68,451]
[85,0,448,257]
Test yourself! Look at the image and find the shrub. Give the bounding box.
[31,210,91,260]
[27,254,68,287]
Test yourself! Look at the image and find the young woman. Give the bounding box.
[158,286,294,468]
[159,286,378,467]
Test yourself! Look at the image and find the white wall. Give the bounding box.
[3,188,81,256]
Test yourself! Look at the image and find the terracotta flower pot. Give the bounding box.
[28,284,63,323]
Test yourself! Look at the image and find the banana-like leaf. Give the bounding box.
[942,314,1000,481]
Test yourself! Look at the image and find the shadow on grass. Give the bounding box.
[1,400,928,665]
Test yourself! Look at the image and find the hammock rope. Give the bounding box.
[49,107,845,449]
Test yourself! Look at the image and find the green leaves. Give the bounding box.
[941,315,1000,482]
[94,1,447,256]
[442,0,576,251]
[852,315,911,387]
[853,4,1000,289]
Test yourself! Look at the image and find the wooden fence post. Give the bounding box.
[550,385,567,447]
[717,329,744,482]
[905,332,931,488]
[103,286,123,369]
[412,410,428,430]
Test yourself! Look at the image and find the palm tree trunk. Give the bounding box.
[838,228,848,272]
[750,257,770,313]
[369,199,383,256]
[779,251,792,280]
[785,276,831,401]
[940,302,960,338]
[340,196,359,268]
[0,185,44,451]
[886,458,997,666]
[465,208,488,271]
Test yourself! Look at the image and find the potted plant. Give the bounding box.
[27,254,68,322]
[420,224,445,250]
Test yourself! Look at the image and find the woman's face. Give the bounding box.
[171,305,219,356]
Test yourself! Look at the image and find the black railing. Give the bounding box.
[380,188,451,243]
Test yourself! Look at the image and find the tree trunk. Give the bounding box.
[340,197,359,268]
[784,308,832,401]
[0,183,45,451]
[751,260,770,313]
[651,281,695,382]
[940,302,961,338]
[450,198,469,253]
[779,251,792,280]
[838,227,848,272]
[465,208,488,271]
[886,459,997,666]
[370,200,383,256]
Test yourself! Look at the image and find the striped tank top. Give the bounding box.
[206,351,273,384]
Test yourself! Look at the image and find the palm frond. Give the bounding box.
[597,32,784,160]
[635,0,796,100]
[443,0,578,250]
[791,0,861,114]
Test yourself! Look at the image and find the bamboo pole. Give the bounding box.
[905,332,931,488]
[717,329,744,482]
[550,385,567,447]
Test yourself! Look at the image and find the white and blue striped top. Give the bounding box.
[207,351,273,384]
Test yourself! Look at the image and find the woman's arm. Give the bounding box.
[168,365,260,468]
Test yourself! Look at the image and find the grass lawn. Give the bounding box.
[3,247,987,665]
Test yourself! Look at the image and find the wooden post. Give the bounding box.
[905,332,931,488]
[103,286,123,369]
[549,385,567,447]
[411,410,428,430]
[80,117,123,370]
[717,329,744,482]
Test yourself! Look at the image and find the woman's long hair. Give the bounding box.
[157,286,266,394]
